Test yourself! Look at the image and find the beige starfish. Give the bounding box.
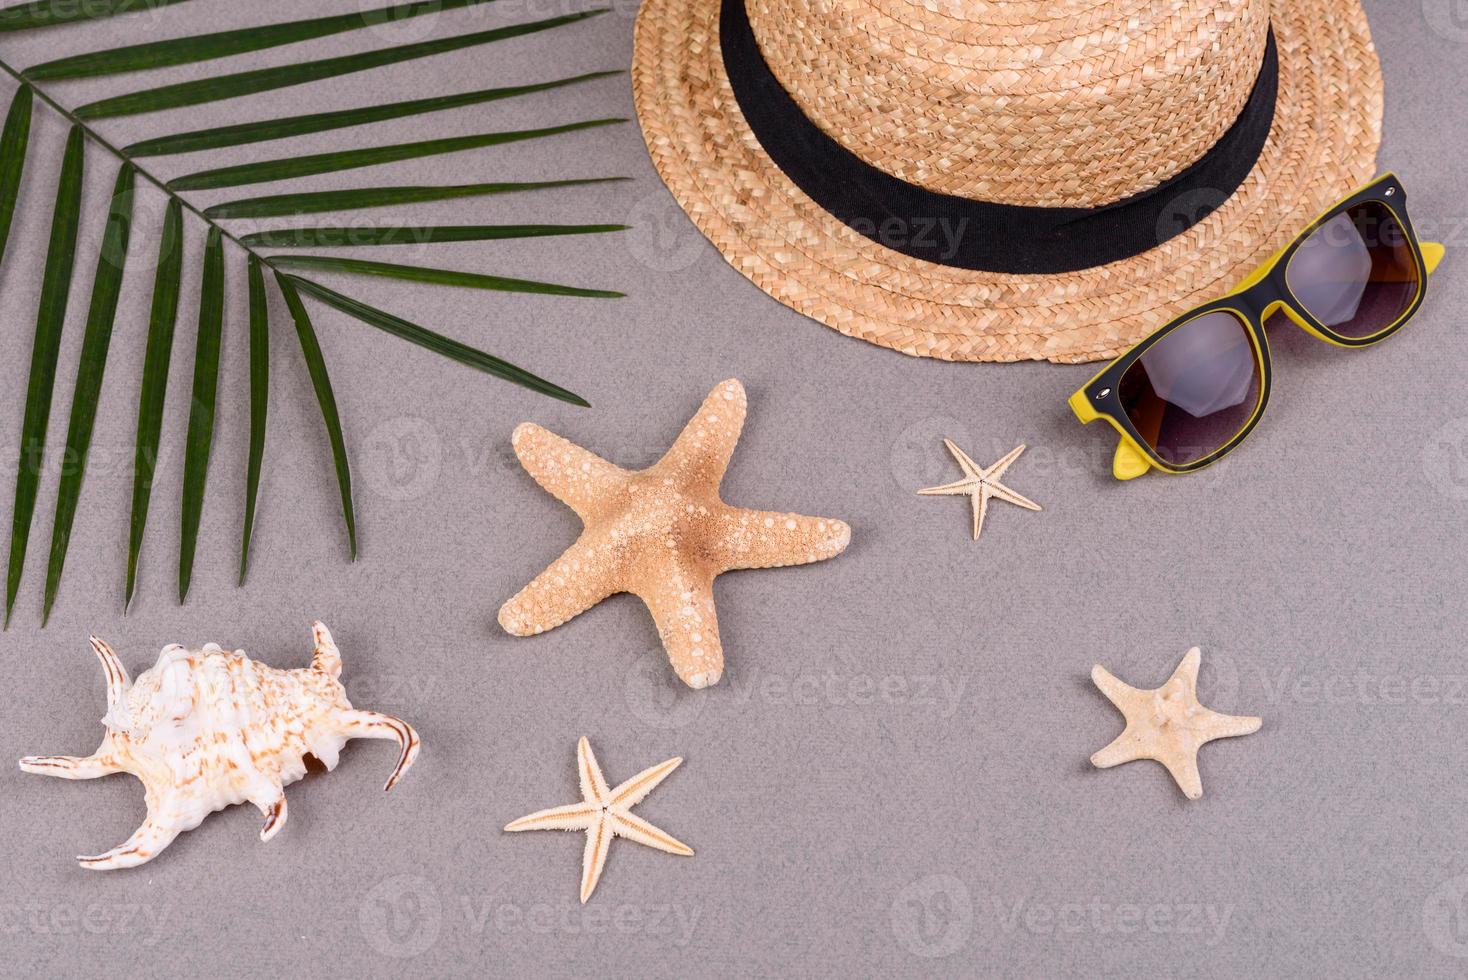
[917,439,1041,541]
[505,737,693,903]
[498,379,851,689]
[1090,647,1262,800]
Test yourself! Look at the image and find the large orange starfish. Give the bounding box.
[498,379,851,688]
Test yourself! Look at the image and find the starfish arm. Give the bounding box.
[1090,731,1148,769]
[609,756,683,808]
[505,801,600,832]
[654,379,747,490]
[981,443,1027,482]
[1159,751,1205,800]
[19,752,121,779]
[498,534,623,638]
[580,812,613,903]
[1198,710,1263,740]
[634,562,724,689]
[1170,647,1203,695]
[972,491,989,541]
[578,736,610,805]
[715,508,851,571]
[941,438,983,479]
[916,479,978,497]
[611,809,694,857]
[1091,664,1145,711]
[510,422,628,521]
[986,482,1042,512]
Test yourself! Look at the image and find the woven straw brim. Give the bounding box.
[631,0,1384,364]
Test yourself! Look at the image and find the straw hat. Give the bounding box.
[631,0,1383,363]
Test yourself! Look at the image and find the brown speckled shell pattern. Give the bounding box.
[21,625,420,869]
[631,0,1384,362]
[121,645,351,797]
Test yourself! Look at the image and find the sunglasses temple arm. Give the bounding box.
[1423,241,1445,276]
[1111,439,1153,480]
[1066,389,1101,424]
[1067,391,1156,480]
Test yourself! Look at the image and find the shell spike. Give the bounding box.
[88,636,131,726]
[259,795,288,842]
[335,709,420,791]
[310,621,342,678]
[19,753,120,779]
[77,811,179,870]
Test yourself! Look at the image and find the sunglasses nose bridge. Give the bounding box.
[1226,283,1276,325]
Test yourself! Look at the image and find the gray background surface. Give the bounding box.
[0,1,1465,976]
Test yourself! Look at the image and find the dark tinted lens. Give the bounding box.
[1118,310,1261,466]
[1286,201,1420,339]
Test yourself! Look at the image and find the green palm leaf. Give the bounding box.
[285,275,589,406]
[0,0,625,617]
[275,273,356,561]
[42,163,134,624]
[0,0,194,32]
[25,0,493,81]
[204,177,627,220]
[126,72,619,158]
[267,256,622,298]
[75,9,607,119]
[0,86,32,265]
[124,198,184,610]
[178,226,225,603]
[5,123,82,627]
[242,224,626,248]
[239,256,270,585]
[168,118,624,191]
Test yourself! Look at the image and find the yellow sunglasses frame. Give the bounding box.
[1069,173,1446,480]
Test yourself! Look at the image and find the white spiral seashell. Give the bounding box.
[20,622,420,870]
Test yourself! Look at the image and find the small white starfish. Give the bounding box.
[505,737,693,903]
[1091,647,1262,800]
[917,439,1041,541]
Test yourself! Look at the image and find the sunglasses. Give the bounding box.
[1069,174,1446,479]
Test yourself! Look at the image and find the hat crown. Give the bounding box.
[746,0,1272,207]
